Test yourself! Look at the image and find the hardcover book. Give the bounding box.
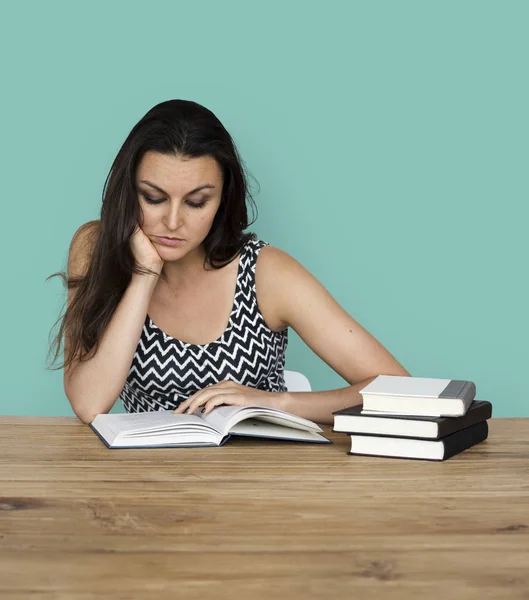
[333,400,492,439]
[347,421,489,461]
[359,375,477,416]
[90,405,331,448]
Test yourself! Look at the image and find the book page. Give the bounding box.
[230,419,329,442]
[92,411,220,437]
[199,405,322,435]
[199,405,245,435]
[361,409,442,417]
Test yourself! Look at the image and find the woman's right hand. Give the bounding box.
[130,224,164,275]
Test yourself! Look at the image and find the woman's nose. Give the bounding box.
[164,201,183,230]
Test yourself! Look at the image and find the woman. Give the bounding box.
[48,99,410,425]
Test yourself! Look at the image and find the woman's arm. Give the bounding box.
[64,222,160,424]
[259,246,411,425]
[278,375,393,425]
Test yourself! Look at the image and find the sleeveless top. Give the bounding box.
[118,235,289,412]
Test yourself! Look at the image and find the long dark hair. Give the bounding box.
[46,99,259,371]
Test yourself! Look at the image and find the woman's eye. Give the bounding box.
[143,195,164,205]
[143,194,206,209]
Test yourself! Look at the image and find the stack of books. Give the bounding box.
[332,375,492,461]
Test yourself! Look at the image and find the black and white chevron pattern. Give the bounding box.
[119,236,289,412]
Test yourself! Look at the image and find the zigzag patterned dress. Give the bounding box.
[118,235,289,412]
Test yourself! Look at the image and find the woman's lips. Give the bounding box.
[155,236,184,247]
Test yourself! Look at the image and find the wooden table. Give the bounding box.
[0,417,528,599]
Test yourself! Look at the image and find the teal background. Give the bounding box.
[1,1,526,417]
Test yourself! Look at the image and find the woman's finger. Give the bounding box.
[183,388,238,415]
[173,381,241,414]
[202,394,241,415]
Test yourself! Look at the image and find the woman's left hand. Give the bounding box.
[173,380,284,415]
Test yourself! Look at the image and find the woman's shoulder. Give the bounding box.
[68,220,100,278]
[254,241,317,299]
[254,240,299,272]
[253,242,307,332]
[71,219,100,245]
[254,241,302,291]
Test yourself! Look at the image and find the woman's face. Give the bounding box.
[135,151,223,261]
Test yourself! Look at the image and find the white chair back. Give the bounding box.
[283,370,312,392]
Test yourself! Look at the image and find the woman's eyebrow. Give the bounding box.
[139,180,216,196]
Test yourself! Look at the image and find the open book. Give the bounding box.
[90,405,331,448]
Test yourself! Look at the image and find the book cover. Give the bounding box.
[347,420,489,461]
[333,400,492,439]
[359,375,477,416]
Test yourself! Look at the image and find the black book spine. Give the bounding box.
[436,402,492,438]
[442,421,489,459]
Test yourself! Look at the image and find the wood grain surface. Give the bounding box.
[0,416,527,599]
